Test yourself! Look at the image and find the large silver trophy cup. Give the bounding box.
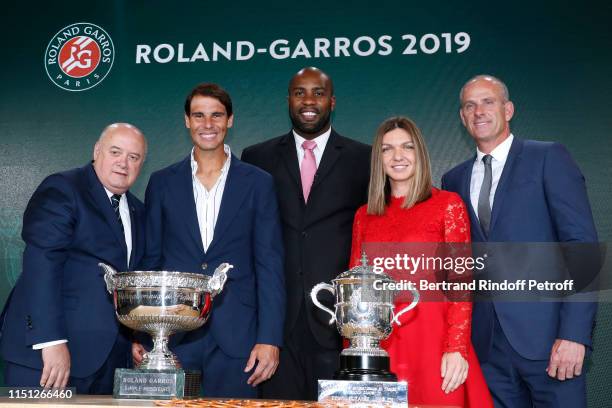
[311,253,418,381]
[101,263,232,399]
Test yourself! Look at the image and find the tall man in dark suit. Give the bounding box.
[0,123,147,393]
[442,75,598,407]
[241,67,371,400]
[136,83,285,398]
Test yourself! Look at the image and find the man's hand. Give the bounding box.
[132,341,147,366]
[441,351,468,394]
[244,344,279,386]
[40,343,70,389]
[547,339,585,380]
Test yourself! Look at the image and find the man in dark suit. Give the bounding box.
[442,75,598,407]
[241,67,371,400]
[0,123,147,393]
[136,83,285,398]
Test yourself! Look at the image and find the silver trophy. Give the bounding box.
[100,262,232,398]
[311,253,419,381]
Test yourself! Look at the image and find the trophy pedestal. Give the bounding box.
[318,379,407,407]
[113,368,201,399]
[334,354,397,381]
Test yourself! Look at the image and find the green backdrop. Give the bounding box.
[1,1,610,405]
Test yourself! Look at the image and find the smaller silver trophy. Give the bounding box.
[101,263,232,399]
[311,253,419,381]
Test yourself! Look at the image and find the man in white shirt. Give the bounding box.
[0,123,147,393]
[137,83,285,398]
[442,75,598,407]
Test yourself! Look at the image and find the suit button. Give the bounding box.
[201,263,208,270]
[298,268,303,276]
[301,231,307,238]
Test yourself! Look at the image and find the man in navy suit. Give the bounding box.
[0,123,147,393]
[442,75,598,407]
[135,83,285,398]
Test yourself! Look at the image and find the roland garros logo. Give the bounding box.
[45,22,114,91]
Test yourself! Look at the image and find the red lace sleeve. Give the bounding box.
[349,205,367,269]
[443,194,472,358]
[443,195,470,244]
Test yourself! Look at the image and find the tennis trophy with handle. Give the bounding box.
[101,263,232,399]
[311,253,419,381]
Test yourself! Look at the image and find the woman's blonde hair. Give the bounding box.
[367,116,432,215]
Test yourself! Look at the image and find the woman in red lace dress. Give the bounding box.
[350,117,492,407]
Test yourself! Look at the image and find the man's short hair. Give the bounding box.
[184,83,233,116]
[460,74,510,102]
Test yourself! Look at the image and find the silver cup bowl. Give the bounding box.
[311,253,419,358]
[335,284,395,341]
[101,263,232,370]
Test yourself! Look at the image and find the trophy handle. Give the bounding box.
[310,283,336,325]
[392,289,420,326]
[99,263,117,294]
[209,263,233,297]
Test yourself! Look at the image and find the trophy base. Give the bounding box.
[334,354,397,381]
[318,379,407,407]
[113,368,201,399]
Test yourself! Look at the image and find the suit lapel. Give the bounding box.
[170,156,206,255]
[310,129,343,194]
[274,133,305,230]
[126,193,140,270]
[207,155,250,254]
[85,164,128,264]
[460,156,487,241]
[489,137,523,233]
[279,133,301,189]
[461,158,477,218]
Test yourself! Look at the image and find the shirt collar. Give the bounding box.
[190,144,232,176]
[292,127,332,150]
[103,187,124,200]
[476,133,514,164]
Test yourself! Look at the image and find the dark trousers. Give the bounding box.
[260,304,340,401]
[173,328,256,398]
[481,314,586,408]
[4,335,130,394]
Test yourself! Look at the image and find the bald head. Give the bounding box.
[288,67,334,96]
[93,123,147,194]
[460,74,509,103]
[98,123,147,155]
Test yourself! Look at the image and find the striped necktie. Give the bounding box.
[110,194,124,232]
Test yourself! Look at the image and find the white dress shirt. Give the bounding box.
[470,134,514,219]
[33,188,133,350]
[293,127,332,168]
[191,145,232,252]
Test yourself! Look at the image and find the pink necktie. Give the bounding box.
[300,140,317,202]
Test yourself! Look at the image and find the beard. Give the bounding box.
[289,108,331,137]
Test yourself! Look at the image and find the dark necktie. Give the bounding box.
[478,154,493,236]
[110,194,124,232]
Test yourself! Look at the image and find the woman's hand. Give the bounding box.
[441,351,468,393]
